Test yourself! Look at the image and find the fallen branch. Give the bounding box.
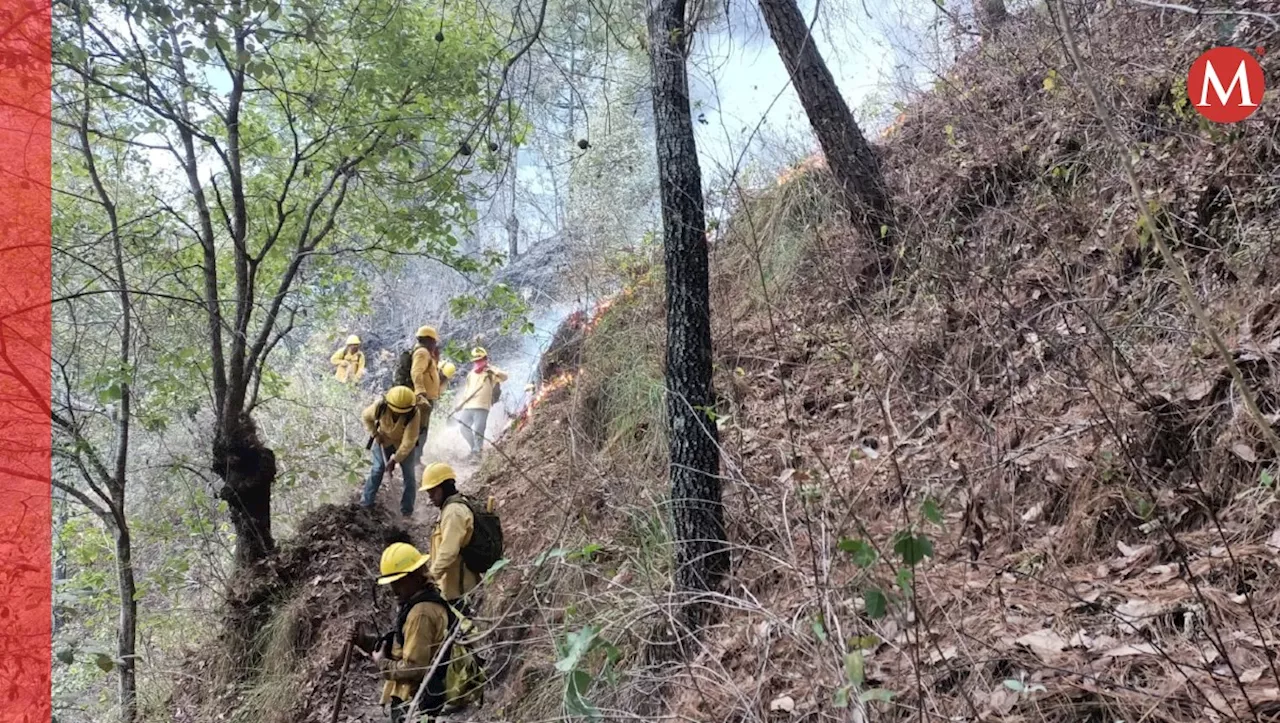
[329,636,355,723]
[1128,0,1280,33]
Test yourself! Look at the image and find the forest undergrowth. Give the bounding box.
[182,4,1280,722]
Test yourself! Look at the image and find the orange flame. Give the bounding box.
[880,111,907,140]
[514,370,580,431]
[511,289,629,431]
[776,153,826,187]
[511,284,651,432]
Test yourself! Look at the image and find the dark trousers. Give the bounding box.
[389,699,439,723]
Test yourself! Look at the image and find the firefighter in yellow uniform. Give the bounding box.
[410,326,443,413]
[372,542,450,722]
[454,347,508,460]
[361,386,423,516]
[419,463,481,610]
[406,325,455,483]
[331,335,366,383]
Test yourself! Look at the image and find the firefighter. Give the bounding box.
[361,386,423,516]
[419,462,480,607]
[371,543,450,722]
[454,347,508,460]
[331,335,366,383]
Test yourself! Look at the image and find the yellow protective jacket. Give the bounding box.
[331,348,366,383]
[378,600,448,705]
[458,367,509,411]
[361,402,421,464]
[411,346,441,402]
[429,497,480,601]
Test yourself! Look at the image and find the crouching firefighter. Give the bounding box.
[369,542,486,722]
[362,386,423,517]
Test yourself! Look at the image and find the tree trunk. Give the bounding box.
[53,492,68,636]
[506,213,520,261]
[974,0,1008,40]
[647,0,728,628]
[114,524,138,723]
[77,78,141,721]
[757,0,894,245]
[213,414,277,566]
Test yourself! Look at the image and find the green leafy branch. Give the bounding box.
[555,625,622,720]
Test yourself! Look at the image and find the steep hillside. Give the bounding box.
[474,6,1280,723]
[185,5,1280,723]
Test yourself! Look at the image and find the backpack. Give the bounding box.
[448,496,504,574]
[387,588,486,714]
[442,632,487,712]
[490,380,502,404]
[394,348,415,388]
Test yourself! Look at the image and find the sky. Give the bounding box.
[124,0,950,256]
[689,0,899,177]
[502,0,946,244]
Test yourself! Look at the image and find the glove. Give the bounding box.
[371,632,396,666]
[349,624,380,655]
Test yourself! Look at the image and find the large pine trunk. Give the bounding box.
[757,0,894,245]
[213,414,277,566]
[648,0,728,626]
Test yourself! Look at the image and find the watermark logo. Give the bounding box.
[1187,46,1266,123]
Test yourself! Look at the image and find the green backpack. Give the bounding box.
[442,625,487,712]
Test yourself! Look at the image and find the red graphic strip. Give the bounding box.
[0,0,52,719]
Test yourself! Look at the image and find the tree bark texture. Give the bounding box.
[115,527,138,723]
[213,413,277,565]
[974,0,1009,40]
[757,0,894,245]
[506,213,520,261]
[647,0,728,624]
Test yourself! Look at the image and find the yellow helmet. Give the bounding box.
[420,462,456,491]
[346,334,361,345]
[376,542,430,585]
[441,361,457,379]
[470,347,488,361]
[415,325,439,341]
[384,386,416,413]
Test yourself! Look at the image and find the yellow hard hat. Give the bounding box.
[346,334,361,345]
[384,386,416,413]
[420,462,456,491]
[415,325,439,341]
[470,347,488,361]
[376,542,430,585]
[441,361,457,379]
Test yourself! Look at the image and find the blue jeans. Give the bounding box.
[457,408,490,455]
[362,440,420,515]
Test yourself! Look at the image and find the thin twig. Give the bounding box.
[1128,0,1280,33]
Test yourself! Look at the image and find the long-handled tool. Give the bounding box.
[329,632,356,723]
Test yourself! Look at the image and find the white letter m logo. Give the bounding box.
[1197,59,1257,107]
